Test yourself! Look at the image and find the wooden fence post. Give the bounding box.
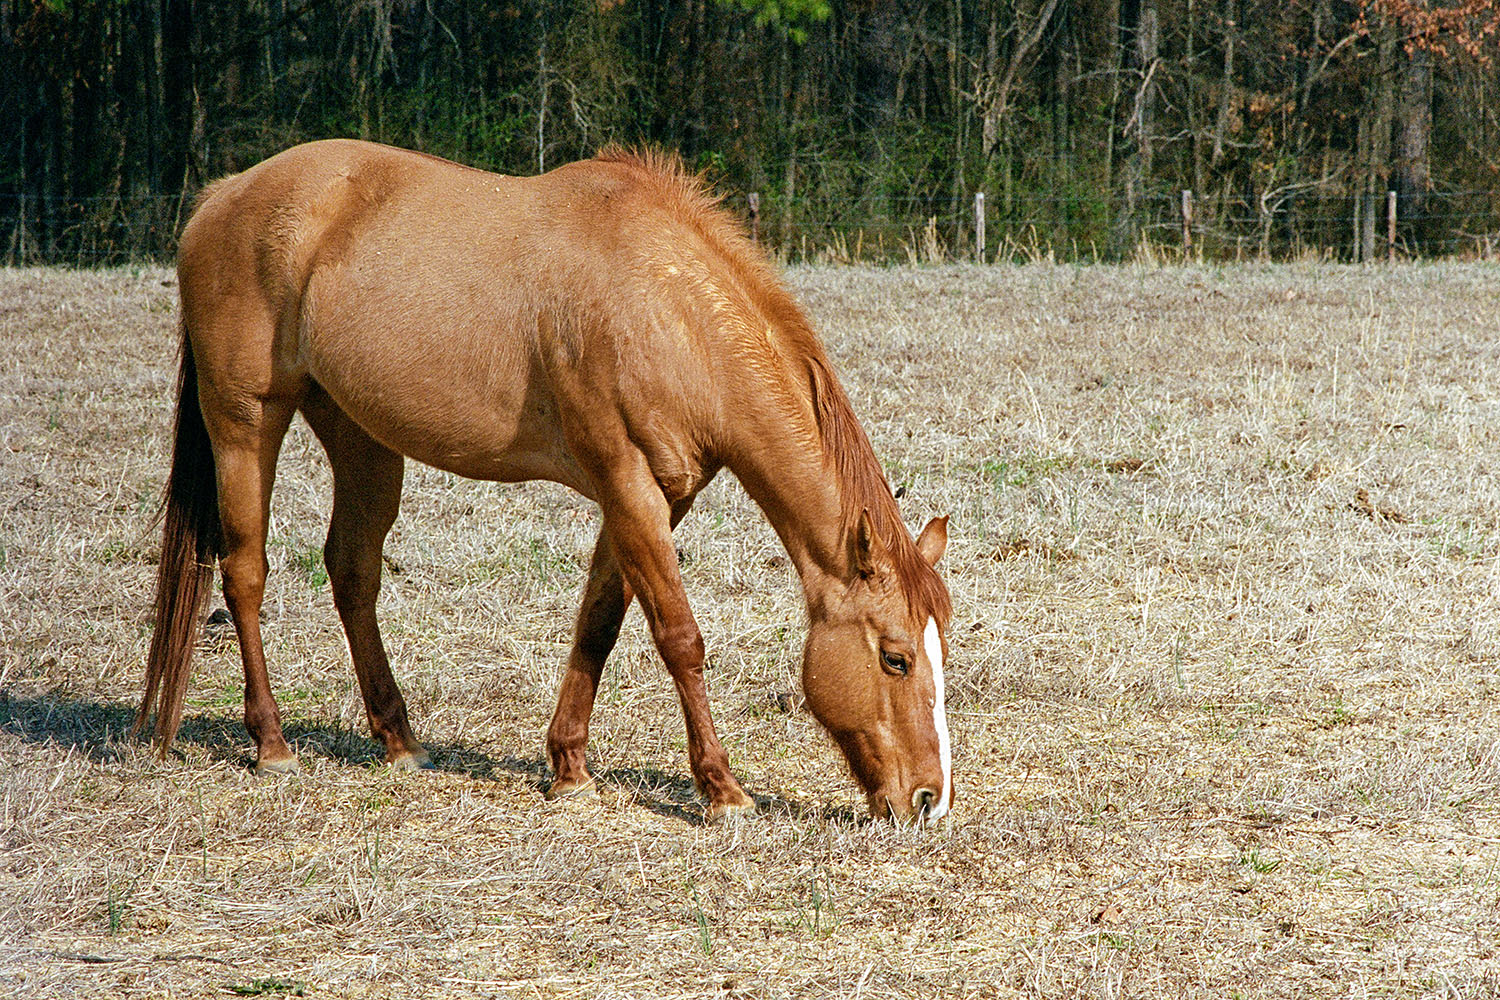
[1351,195,1361,262]
[974,191,985,263]
[1181,189,1193,253]
[747,192,760,243]
[1386,190,1397,261]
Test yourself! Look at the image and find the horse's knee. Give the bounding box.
[652,620,705,672]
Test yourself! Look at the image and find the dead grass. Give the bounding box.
[2,261,1499,998]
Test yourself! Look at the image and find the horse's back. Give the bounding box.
[181,140,489,301]
[181,140,687,336]
[176,140,779,496]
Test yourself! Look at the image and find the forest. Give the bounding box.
[5,0,1500,263]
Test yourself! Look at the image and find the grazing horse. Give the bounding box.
[134,139,954,824]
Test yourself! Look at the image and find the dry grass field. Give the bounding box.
[2,261,1498,998]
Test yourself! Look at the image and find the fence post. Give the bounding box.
[1356,194,1368,262]
[17,193,26,264]
[974,191,985,263]
[748,192,760,243]
[1386,190,1397,261]
[1181,189,1193,253]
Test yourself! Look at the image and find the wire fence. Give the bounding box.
[753,189,1500,264]
[5,187,1500,267]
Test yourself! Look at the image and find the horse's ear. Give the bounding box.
[916,515,949,567]
[853,508,889,577]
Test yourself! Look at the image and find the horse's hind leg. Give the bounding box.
[301,388,428,769]
[546,523,634,798]
[210,398,301,773]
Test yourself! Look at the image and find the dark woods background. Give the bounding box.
[5,0,1500,263]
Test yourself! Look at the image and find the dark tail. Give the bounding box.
[133,332,221,754]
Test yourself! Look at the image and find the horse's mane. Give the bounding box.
[801,350,953,623]
[594,147,952,623]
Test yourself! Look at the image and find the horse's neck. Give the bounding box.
[731,446,848,605]
[721,395,855,612]
[709,299,876,609]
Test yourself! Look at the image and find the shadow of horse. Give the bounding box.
[0,691,849,826]
[597,765,862,826]
[0,690,546,782]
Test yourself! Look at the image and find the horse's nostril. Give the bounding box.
[912,786,938,816]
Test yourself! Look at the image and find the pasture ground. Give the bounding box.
[1,262,1498,998]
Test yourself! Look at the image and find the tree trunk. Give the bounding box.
[1361,23,1396,261]
[1211,0,1235,167]
[142,0,164,197]
[857,4,902,130]
[686,0,706,157]
[267,0,286,119]
[1119,0,1159,247]
[162,0,196,200]
[536,15,549,174]
[949,0,964,226]
[68,2,104,203]
[1050,0,1072,234]
[981,1,1000,162]
[1397,46,1432,253]
[115,1,148,242]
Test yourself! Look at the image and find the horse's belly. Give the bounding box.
[327,367,582,488]
[301,284,582,490]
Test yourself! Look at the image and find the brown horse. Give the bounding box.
[134,139,953,824]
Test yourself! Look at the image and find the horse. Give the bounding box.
[133,139,954,825]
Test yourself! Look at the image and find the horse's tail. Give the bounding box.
[133,329,221,754]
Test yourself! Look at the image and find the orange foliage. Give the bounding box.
[1360,0,1500,63]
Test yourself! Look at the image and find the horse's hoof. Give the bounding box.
[389,750,434,771]
[545,778,598,801]
[705,796,756,824]
[255,755,300,776]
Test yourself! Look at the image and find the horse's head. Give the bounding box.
[802,512,953,825]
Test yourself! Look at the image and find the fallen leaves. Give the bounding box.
[990,537,1081,562]
[1344,487,1410,523]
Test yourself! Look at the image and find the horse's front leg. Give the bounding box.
[588,466,754,822]
[547,497,701,800]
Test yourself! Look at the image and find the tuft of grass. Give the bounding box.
[793,870,840,939]
[978,453,1073,489]
[1240,846,1283,875]
[286,544,328,590]
[103,875,135,935]
[688,882,713,957]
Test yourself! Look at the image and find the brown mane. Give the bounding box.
[593,147,951,624]
[592,146,793,320]
[805,352,953,624]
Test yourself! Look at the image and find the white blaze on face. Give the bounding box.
[923,616,951,823]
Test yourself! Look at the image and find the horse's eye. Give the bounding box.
[880,650,909,676]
